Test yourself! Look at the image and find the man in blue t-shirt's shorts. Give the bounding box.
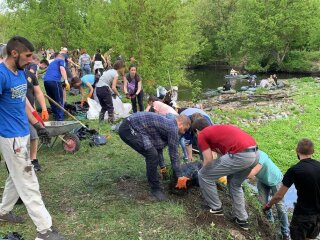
[0,36,64,239]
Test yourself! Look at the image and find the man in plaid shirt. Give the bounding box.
[119,112,191,201]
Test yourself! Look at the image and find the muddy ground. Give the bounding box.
[116,175,275,240]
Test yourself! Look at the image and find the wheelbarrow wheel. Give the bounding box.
[63,133,80,153]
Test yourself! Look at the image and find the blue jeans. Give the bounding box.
[257,181,290,236]
[44,81,64,121]
[82,64,91,75]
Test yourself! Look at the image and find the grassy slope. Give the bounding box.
[0,77,319,239]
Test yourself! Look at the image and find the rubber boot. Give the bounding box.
[99,112,105,123]
[108,113,115,124]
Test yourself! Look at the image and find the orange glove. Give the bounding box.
[87,93,93,99]
[32,111,44,126]
[175,176,190,189]
[41,110,49,121]
[80,100,85,108]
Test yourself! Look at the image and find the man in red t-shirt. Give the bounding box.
[192,119,259,231]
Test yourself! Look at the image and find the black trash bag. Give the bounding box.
[73,101,89,112]
[169,161,202,196]
[75,126,98,140]
[64,102,77,115]
[1,232,24,240]
[89,134,107,147]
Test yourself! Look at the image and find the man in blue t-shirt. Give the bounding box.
[43,54,69,121]
[248,150,290,239]
[0,36,63,239]
[180,108,213,161]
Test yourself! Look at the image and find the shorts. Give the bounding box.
[290,213,320,240]
[29,123,39,140]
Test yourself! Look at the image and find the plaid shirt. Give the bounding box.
[127,112,182,177]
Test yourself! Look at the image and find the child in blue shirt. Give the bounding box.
[248,150,290,239]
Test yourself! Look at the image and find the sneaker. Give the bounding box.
[150,189,168,202]
[234,217,249,231]
[36,228,64,240]
[0,212,24,223]
[32,159,41,172]
[209,207,224,216]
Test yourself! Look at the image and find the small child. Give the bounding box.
[248,150,290,240]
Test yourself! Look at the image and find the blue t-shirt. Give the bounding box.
[0,63,29,138]
[181,108,213,124]
[43,59,65,82]
[256,150,283,186]
[81,74,95,87]
[181,108,213,142]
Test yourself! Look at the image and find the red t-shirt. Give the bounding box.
[197,125,257,154]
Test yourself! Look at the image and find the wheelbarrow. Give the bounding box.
[39,121,82,153]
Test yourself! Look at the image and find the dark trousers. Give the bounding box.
[96,86,114,118]
[131,90,144,113]
[44,81,64,121]
[118,119,160,190]
[290,213,320,240]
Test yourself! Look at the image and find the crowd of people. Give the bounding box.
[0,36,319,240]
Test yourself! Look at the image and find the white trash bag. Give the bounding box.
[87,97,132,120]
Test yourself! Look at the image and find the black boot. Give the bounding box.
[108,113,115,124]
[99,112,105,123]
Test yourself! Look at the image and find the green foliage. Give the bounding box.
[254,87,268,95]
[282,51,320,72]
[192,79,202,103]
[1,0,202,90]
[196,0,320,71]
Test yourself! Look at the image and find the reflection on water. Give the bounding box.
[179,68,309,101]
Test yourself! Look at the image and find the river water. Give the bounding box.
[179,67,309,101]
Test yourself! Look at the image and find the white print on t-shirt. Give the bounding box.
[11,84,27,100]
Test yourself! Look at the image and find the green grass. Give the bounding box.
[1,77,319,239]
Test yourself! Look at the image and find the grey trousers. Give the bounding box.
[198,151,259,221]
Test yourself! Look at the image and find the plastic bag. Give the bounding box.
[86,97,132,120]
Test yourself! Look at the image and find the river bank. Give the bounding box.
[181,77,320,171]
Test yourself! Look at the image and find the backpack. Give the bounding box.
[127,78,136,95]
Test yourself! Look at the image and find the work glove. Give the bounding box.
[87,92,93,99]
[263,203,271,212]
[175,176,190,189]
[32,111,44,126]
[160,166,167,175]
[126,93,130,99]
[218,176,227,185]
[65,81,70,91]
[33,122,50,144]
[159,166,167,180]
[41,110,49,121]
